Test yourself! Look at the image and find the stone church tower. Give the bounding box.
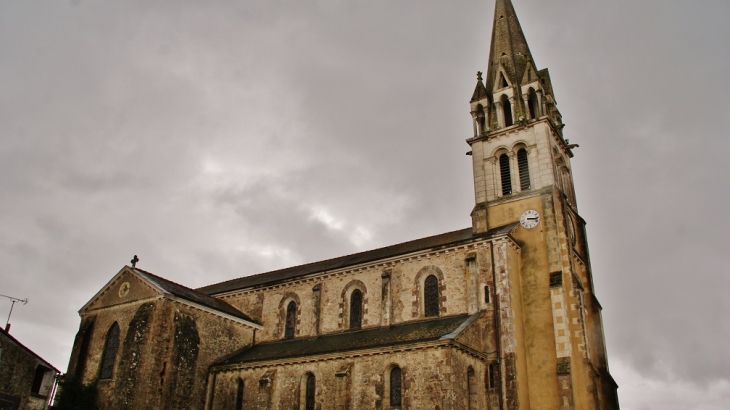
[64,1,618,409]
[466,0,619,408]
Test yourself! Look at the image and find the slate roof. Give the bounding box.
[485,0,534,91]
[471,76,489,102]
[133,268,258,323]
[198,224,516,295]
[216,313,478,366]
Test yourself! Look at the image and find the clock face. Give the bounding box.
[520,210,540,229]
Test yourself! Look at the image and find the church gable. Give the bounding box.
[82,267,161,313]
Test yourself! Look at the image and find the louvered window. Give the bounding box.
[350,289,362,329]
[285,301,297,339]
[424,275,440,317]
[518,148,530,190]
[390,367,402,406]
[99,322,119,379]
[305,374,316,410]
[499,154,512,195]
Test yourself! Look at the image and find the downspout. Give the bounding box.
[490,240,505,410]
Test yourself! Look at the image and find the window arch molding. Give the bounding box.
[413,265,446,318]
[299,372,316,410]
[383,363,404,408]
[491,147,513,197]
[99,322,120,380]
[234,378,244,410]
[511,142,533,192]
[339,280,368,330]
[277,292,301,339]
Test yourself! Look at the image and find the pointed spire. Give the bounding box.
[471,71,488,102]
[485,0,533,92]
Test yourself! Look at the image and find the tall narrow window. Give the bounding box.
[31,366,47,394]
[468,367,477,410]
[390,366,402,406]
[488,363,497,389]
[501,95,513,126]
[476,104,486,135]
[305,374,316,410]
[285,301,297,339]
[424,275,440,317]
[349,289,363,329]
[484,286,490,304]
[499,154,512,195]
[527,88,539,119]
[99,322,119,379]
[518,148,530,190]
[235,379,244,410]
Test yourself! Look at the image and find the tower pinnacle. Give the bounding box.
[485,0,533,93]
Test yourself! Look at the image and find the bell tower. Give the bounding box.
[469,0,573,234]
[467,1,619,408]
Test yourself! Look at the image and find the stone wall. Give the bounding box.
[71,295,254,410]
[210,345,492,410]
[219,241,495,345]
[0,331,57,410]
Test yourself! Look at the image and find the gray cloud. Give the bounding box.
[1,1,728,408]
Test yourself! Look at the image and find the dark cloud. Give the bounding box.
[1,1,728,408]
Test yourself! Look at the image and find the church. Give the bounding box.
[65,1,619,409]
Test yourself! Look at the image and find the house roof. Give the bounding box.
[132,268,258,323]
[0,327,60,373]
[198,224,516,295]
[216,313,479,366]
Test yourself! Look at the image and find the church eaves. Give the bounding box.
[485,0,533,92]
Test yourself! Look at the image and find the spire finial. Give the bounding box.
[477,71,483,81]
[131,255,139,268]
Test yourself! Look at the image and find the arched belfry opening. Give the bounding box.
[500,94,513,127]
[476,104,486,135]
[527,88,539,119]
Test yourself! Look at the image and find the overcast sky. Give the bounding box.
[1,1,728,409]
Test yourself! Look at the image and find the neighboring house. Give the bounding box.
[0,327,60,410]
[64,1,619,409]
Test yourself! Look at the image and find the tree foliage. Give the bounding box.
[52,376,99,410]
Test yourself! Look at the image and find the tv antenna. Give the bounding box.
[1,293,28,330]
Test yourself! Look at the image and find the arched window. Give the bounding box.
[501,95,513,126]
[305,374,316,410]
[517,148,530,191]
[527,88,539,119]
[467,367,477,410]
[99,322,120,379]
[390,366,402,406]
[499,153,512,195]
[235,379,244,410]
[424,275,440,317]
[476,104,486,135]
[285,301,297,339]
[349,289,363,329]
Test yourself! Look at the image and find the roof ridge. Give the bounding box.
[196,227,475,294]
